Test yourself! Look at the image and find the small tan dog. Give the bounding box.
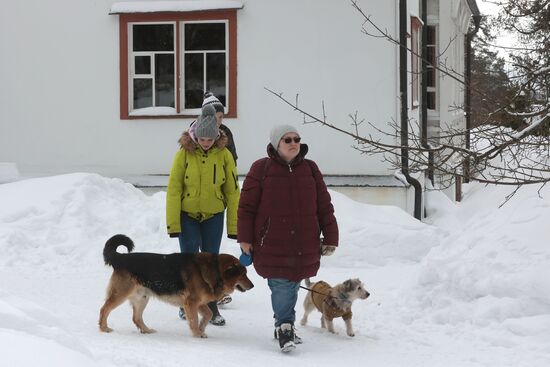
[300,278,369,337]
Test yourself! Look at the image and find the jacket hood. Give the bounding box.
[266,143,309,165]
[179,130,228,152]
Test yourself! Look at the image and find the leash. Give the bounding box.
[300,284,352,312]
[299,285,345,301]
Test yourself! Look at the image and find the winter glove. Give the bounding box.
[321,245,336,256]
[169,233,180,238]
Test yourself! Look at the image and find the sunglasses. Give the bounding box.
[282,137,301,144]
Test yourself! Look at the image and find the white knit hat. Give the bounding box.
[202,92,224,113]
[269,124,299,149]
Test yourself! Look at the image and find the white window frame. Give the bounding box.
[426,24,438,113]
[411,16,422,109]
[115,10,239,120]
[128,22,177,114]
[180,20,229,115]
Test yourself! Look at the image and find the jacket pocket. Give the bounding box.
[216,190,227,207]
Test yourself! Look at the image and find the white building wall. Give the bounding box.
[0,0,400,178]
[438,0,470,136]
[424,0,472,200]
[232,0,400,176]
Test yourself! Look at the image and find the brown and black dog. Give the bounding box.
[99,234,254,338]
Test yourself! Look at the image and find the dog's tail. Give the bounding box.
[304,278,312,287]
[103,234,135,267]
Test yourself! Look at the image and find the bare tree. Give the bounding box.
[267,0,550,195]
[485,0,550,131]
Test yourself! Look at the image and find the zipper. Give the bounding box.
[213,164,217,184]
[259,217,271,246]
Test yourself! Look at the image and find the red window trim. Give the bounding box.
[118,10,238,120]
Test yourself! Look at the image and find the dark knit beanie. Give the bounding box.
[195,104,219,139]
[202,92,225,114]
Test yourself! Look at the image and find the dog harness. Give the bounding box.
[311,281,353,320]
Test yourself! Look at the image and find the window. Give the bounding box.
[183,22,227,110]
[410,17,422,109]
[130,23,176,110]
[116,10,238,119]
[426,25,437,111]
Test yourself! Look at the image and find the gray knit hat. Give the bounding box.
[269,124,299,149]
[202,92,225,114]
[195,104,219,139]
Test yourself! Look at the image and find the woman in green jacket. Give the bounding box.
[166,104,240,325]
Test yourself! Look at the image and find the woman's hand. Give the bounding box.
[240,242,253,255]
[321,244,336,256]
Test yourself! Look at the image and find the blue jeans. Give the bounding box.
[178,212,224,254]
[267,278,301,327]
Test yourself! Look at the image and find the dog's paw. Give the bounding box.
[100,326,113,333]
[347,332,355,337]
[140,328,157,334]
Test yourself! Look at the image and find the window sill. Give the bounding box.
[126,107,194,119]
[125,107,237,120]
[129,107,179,116]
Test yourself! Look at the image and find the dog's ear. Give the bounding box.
[218,254,245,279]
[198,257,219,292]
[343,279,354,292]
[224,264,245,279]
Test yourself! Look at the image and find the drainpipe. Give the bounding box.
[464,1,482,183]
[400,0,422,220]
[420,0,434,184]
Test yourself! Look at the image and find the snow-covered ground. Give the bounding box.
[0,173,548,366]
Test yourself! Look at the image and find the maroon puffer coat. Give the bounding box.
[237,144,339,281]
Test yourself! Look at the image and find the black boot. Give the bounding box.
[207,301,226,326]
[274,324,302,344]
[276,323,296,352]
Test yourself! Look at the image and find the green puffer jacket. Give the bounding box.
[166,130,240,236]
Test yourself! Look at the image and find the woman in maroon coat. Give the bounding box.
[238,125,339,353]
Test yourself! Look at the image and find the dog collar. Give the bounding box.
[338,293,351,304]
[324,295,351,311]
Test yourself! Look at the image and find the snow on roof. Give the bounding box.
[109,1,244,15]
